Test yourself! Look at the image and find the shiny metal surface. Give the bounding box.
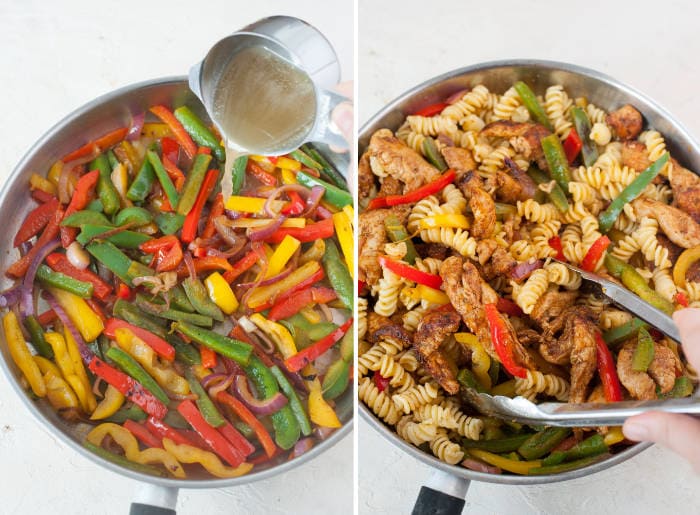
[0,76,352,488]
[359,59,700,484]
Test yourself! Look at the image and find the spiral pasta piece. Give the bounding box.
[479,145,515,174]
[568,182,599,206]
[512,268,549,314]
[492,86,523,121]
[572,165,610,189]
[359,377,401,425]
[441,85,491,121]
[509,239,539,262]
[441,184,468,213]
[392,382,441,414]
[429,430,465,465]
[358,339,404,377]
[639,130,671,176]
[653,267,678,303]
[460,114,486,132]
[545,261,582,290]
[585,103,607,124]
[408,195,441,233]
[610,233,640,262]
[632,217,671,269]
[580,215,603,253]
[374,268,404,317]
[561,223,585,264]
[396,416,438,446]
[517,199,560,223]
[377,354,416,393]
[398,349,420,372]
[544,85,573,140]
[414,401,485,440]
[590,122,612,146]
[406,115,457,137]
[358,297,367,340]
[514,370,569,401]
[420,227,478,260]
[402,305,429,332]
[561,201,591,224]
[600,309,634,330]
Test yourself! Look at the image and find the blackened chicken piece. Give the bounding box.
[414,311,462,394]
[606,104,643,140]
[456,172,496,239]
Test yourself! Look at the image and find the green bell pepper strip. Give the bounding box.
[457,368,488,393]
[105,346,170,404]
[113,299,168,338]
[290,148,323,171]
[127,145,157,202]
[518,427,571,460]
[514,81,553,130]
[90,154,121,216]
[296,172,353,209]
[171,321,252,365]
[307,322,339,341]
[114,207,153,227]
[571,107,599,167]
[154,212,185,236]
[320,359,350,400]
[542,434,608,466]
[632,327,655,372]
[146,150,179,208]
[384,214,418,265]
[244,356,300,449]
[321,240,353,310]
[339,328,353,362]
[541,134,572,192]
[168,284,195,313]
[230,156,248,196]
[36,264,93,298]
[166,334,201,365]
[105,404,148,424]
[176,152,213,216]
[527,167,569,212]
[422,138,448,171]
[234,421,255,439]
[83,441,166,477]
[270,365,313,436]
[173,106,225,162]
[603,318,647,346]
[76,225,152,249]
[182,277,224,322]
[528,454,608,475]
[106,150,120,170]
[604,254,675,315]
[61,210,113,227]
[86,241,154,286]
[660,376,694,398]
[185,369,225,427]
[86,199,104,213]
[23,315,54,358]
[135,294,213,328]
[598,153,669,233]
[300,144,348,191]
[461,434,532,453]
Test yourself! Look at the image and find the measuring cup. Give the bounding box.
[188,15,349,155]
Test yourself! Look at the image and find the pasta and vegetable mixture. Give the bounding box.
[358,80,700,475]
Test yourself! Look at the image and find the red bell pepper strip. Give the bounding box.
[676,291,689,308]
[31,189,57,204]
[140,235,183,273]
[595,332,623,402]
[496,297,524,318]
[46,252,113,300]
[581,235,611,272]
[177,400,244,467]
[264,217,335,244]
[88,357,168,419]
[194,256,233,274]
[222,250,259,283]
[284,318,353,373]
[484,303,528,379]
[268,286,338,321]
[200,345,217,369]
[218,421,255,458]
[104,318,176,362]
[61,169,100,247]
[160,137,180,164]
[116,282,131,300]
[124,419,163,449]
[61,127,129,163]
[7,207,64,278]
[247,160,277,186]
[562,129,583,165]
[181,169,219,244]
[162,155,186,192]
[202,193,224,239]
[253,267,326,312]
[216,391,277,458]
[37,309,57,327]
[281,191,305,216]
[378,255,442,289]
[548,236,566,262]
[146,416,199,447]
[149,105,197,159]
[368,169,456,210]
[413,102,449,117]
[374,372,390,393]
[14,198,59,247]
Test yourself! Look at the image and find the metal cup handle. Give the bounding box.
[411,469,471,515]
[306,88,351,150]
[129,484,179,515]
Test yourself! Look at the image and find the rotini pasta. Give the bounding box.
[514,370,569,401]
[512,268,549,314]
[392,382,441,414]
[359,377,401,425]
[544,85,573,140]
[429,430,464,465]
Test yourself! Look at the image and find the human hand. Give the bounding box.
[623,308,700,472]
[330,80,353,151]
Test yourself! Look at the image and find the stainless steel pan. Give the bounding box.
[359,59,700,513]
[0,77,352,514]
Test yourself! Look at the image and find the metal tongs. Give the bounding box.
[464,260,699,426]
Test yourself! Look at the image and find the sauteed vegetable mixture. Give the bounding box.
[3,104,353,478]
[358,82,698,474]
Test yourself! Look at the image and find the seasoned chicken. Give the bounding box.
[487,247,517,277]
[606,104,643,140]
[368,321,413,349]
[587,384,607,404]
[482,121,551,170]
[377,175,403,197]
[656,234,683,265]
[367,312,392,337]
[457,172,496,239]
[632,197,700,248]
[359,209,389,286]
[358,152,377,206]
[670,163,700,224]
[530,290,580,330]
[497,158,537,202]
[617,340,657,400]
[475,239,498,266]
[367,129,440,193]
[566,313,599,403]
[414,311,462,394]
[415,242,451,261]
[441,146,476,175]
[648,344,683,394]
[621,141,651,171]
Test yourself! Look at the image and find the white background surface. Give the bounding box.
[359,0,700,513]
[0,1,352,514]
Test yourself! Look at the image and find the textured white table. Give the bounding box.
[359,0,700,513]
[0,1,352,514]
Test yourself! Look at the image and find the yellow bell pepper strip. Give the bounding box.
[204,272,239,314]
[604,427,625,446]
[403,284,450,306]
[34,356,78,410]
[90,384,125,420]
[30,173,57,195]
[45,332,91,412]
[3,311,46,397]
[281,168,298,185]
[276,156,302,171]
[343,204,354,228]
[455,332,492,389]
[419,214,471,230]
[246,260,323,310]
[265,235,301,279]
[299,306,322,324]
[63,327,97,412]
[300,239,325,265]
[226,218,306,229]
[114,328,190,396]
[307,379,341,428]
[333,211,354,278]
[47,287,104,342]
[673,244,700,288]
[162,438,253,478]
[225,195,286,214]
[33,355,62,378]
[468,449,542,475]
[87,423,185,478]
[249,313,297,359]
[141,122,171,139]
[490,379,516,397]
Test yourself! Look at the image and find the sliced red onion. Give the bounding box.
[263,184,311,218]
[510,259,544,281]
[289,438,314,459]
[21,238,61,318]
[214,215,244,246]
[92,377,104,398]
[461,458,501,474]
[201,373,230,389]
[43,291,93,364]
[250,328,276,354]
[189,236,222,249]
[127,112,145,141]
[233,375,288,415]
[58,148,101,203]
[240,243,268,307]
[224,209,246,220]
[437,134,455,147]
[315,206,333,220]
[220,356,245,376]
[314,427,336,441]
[301,186,325,218]
[206,374,235,398]
[0,284,22,308]
[248,216,286,241]
[237,263,293,289]
[19,241,33,257]
[446,89,469,104]
[183,251,196,280]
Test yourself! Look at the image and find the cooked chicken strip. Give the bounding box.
[567,313,599,403]
[482,121,551,169]
[457,171,496,239]
[415,311,462,394]
[359,209,389,286]
[617,340,656,400]
[670,163,700,224]
[377,175,403,197]
[606,104,643,141]
[632,197,700,248]
[368,321,413,349]
[441,146,476,175]
[648,344,683,394]
[358,151,377,206]
[621,141,651,171]
[530,290,580,330]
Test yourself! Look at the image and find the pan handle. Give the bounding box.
[129,484,179,515]
[411,469,470,515]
